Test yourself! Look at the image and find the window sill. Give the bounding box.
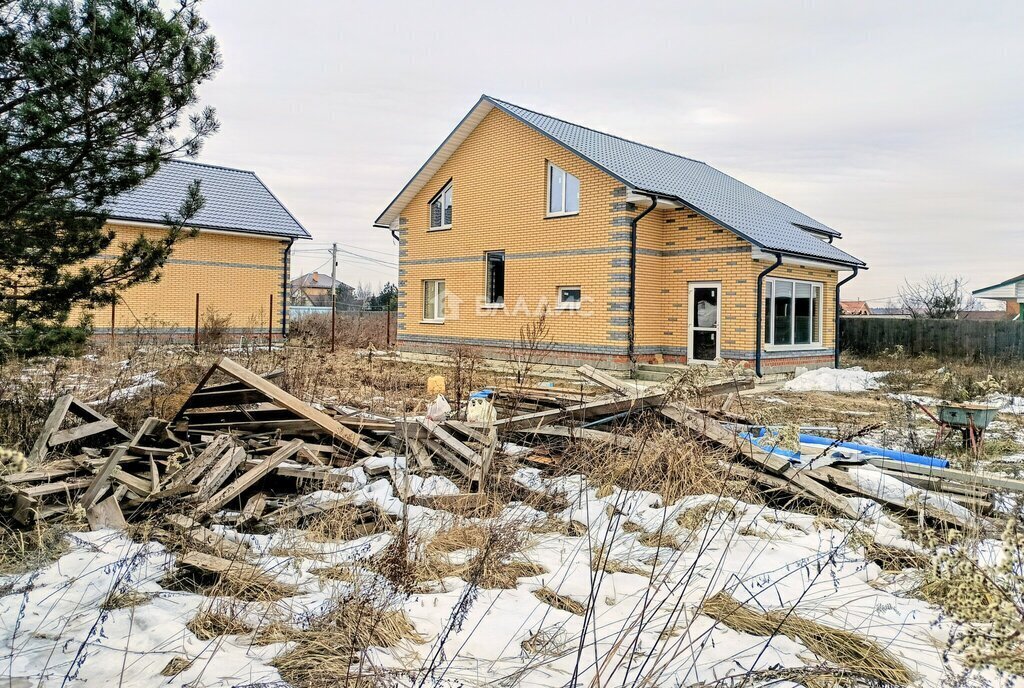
[764,344,826,352]
[420,319,445,325]
[480,303,504,310]
[556,304,581,311]
[545,212,579,220]
[427,225,452,232]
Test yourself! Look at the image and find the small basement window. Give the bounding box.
[429,182,453,229]
[484,251,505,305]
[548,163,579,216]
[557,286,582,309]
[423,279,445,321]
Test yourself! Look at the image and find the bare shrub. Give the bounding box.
[199,306,232,347]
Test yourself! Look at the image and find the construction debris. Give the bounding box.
[2,357,1013,537]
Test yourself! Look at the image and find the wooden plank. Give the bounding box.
[191,447,247,501]
[659,403,859,519]
[194,439,303,516]
[445,420,492,445]
[514,424,639,450]
[808,466,967,528]
[67,399,132,440]
[213,357,375,455]
[19,477,93,498]
[28,394,73,462]
[576,365,637,396]
[48,418,120,447]
[86,496,126,531]
[419,418,482,465]
[162,434,234,489]
[1,463,78,484]
[239,493,267,525]
[79,446,128,509]
[867,457,1024,494]
[497,388,666,431]
[422,437,478,481]
[110,466,153,496]
[177,551,277,587]
[165,513,250,558]
[406,438,434,472]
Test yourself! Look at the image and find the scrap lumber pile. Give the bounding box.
[1,357,384,527]
[4,353,1017,538]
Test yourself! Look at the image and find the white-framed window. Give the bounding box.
[557,286,582,309]
[484,251,505,306]
[423,279,445,322]
[429,181,453,229]
[763,278,823,348]
[547,163,579,216]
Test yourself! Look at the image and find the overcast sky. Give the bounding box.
[194,1,1024,305]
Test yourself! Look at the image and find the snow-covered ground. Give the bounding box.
[784,367,888,393]
[2,461,1016,687]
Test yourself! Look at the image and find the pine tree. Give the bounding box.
[0,0,221,347]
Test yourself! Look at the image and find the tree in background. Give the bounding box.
[366,283,398,311]
[897,275,967,319]
[0,0,221,353]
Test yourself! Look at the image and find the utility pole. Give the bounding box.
[330,242,338,353]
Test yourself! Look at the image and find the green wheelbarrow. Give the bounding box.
[917,401,1001,453]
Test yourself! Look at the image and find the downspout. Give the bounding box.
[282,239,294,338]
[754,252,784,377]
[834,266,860,368]
[628,193,658,367]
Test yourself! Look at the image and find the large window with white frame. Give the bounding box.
[429,181,453,229]
[547,163,579,216]
[423,279,445,322]
[763,278,823,347]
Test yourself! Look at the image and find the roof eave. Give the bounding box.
[106,214,309,240]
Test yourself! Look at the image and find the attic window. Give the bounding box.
[547,163,579,216]
[429,181,453,229]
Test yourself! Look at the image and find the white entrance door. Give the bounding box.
[688,281,720,363]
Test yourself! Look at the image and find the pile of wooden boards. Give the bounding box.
[5,353,1014,536]
[1,357,387,527]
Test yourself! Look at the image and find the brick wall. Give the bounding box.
[396,106,846,371]
[81,225,289,334]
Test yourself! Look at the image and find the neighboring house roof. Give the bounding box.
[841,301,871,315]
[957,310,1007,321]
[973,273,1024,300]
[104,160,311,239]
[374,95,865,267]
[870,307,913,316]
[290,272,350,290]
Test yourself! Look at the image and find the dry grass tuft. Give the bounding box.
[162,565,297,603]
[264,594,423,688]
[533,586,586,616]
[638,531,683,550]
[0,522,68,575]
[426,524,490,553]
[160,657,195,677]
[530,518,588,537]
[555,424,746,504]
[676,500,740,530]
[310,564,359,582]
[591,546,648,576]
[101,589,153,610]
[304,503,392,542]
[701,591,914,686]
[186,610,255,640]
[862,541,930,571]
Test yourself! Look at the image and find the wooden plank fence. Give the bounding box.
[840,317,1024,360]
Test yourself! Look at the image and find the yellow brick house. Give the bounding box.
[95,160,310,337]
[374,96,866,373]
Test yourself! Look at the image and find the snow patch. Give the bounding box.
[784,366,887,393]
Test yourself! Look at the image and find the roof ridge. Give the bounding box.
[165,158,257,175]
[484,95,706,166]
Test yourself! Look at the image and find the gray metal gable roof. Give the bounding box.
[104,160,311,239]
[486,97,864,267]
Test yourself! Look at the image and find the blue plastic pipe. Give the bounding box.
[737,431,802,461]
[798,433,948,469]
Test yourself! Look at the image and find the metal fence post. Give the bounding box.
[194,293,200,351]
[268,294,274,352]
